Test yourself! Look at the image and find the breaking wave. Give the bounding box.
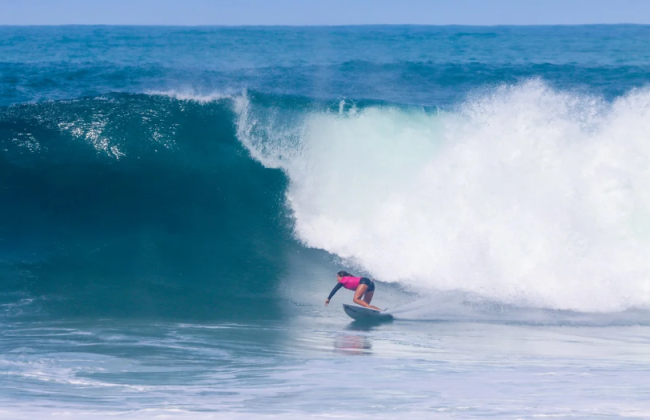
[237,80,650,313]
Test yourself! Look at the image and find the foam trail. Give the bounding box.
[236,81,650,312]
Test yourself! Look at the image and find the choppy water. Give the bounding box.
[1,25,650,418]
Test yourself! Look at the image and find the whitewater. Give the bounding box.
[237,81,650,313]
[1,25,650,419]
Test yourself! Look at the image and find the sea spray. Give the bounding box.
[237,80,650,312]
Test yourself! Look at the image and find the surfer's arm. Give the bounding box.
[326,283,343,304]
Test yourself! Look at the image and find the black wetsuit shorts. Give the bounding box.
[359,277,375,292]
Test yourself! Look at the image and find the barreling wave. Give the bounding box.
[237,80,650,313]
[4,82,650,321]
[0,93,294,319]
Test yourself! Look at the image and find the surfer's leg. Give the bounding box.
[363,291,374,304]
[353,284,370,307]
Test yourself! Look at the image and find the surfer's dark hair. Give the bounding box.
[337,270,352,277]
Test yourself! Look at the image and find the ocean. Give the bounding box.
[1,25,650,419]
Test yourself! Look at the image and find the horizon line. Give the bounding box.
[1,23,648,28]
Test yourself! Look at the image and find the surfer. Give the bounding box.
[325,271,381,310]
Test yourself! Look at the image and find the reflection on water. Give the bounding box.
[332,321,380,355]
[334,333,372,355]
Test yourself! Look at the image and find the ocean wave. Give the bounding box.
[4,83,650,319]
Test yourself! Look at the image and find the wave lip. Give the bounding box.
[236,80,650,313]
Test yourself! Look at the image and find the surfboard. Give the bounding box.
[343,304,393,321]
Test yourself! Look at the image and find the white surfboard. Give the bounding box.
[343,304,393,321]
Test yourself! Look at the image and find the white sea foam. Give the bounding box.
[236,81,650,312]
[147,89,232,104]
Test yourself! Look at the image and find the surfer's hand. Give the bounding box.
[325,299,330,306]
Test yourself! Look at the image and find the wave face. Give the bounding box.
[0,94,292,319]
[238,81,650,313]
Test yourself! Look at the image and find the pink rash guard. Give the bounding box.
[339,276,362,290]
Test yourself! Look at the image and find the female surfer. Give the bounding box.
[325,271,382,310]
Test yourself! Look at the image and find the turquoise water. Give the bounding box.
[1,25,650,418]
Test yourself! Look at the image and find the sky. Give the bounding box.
[1,0,650,26]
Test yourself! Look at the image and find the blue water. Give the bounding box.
[2,25,650,419]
